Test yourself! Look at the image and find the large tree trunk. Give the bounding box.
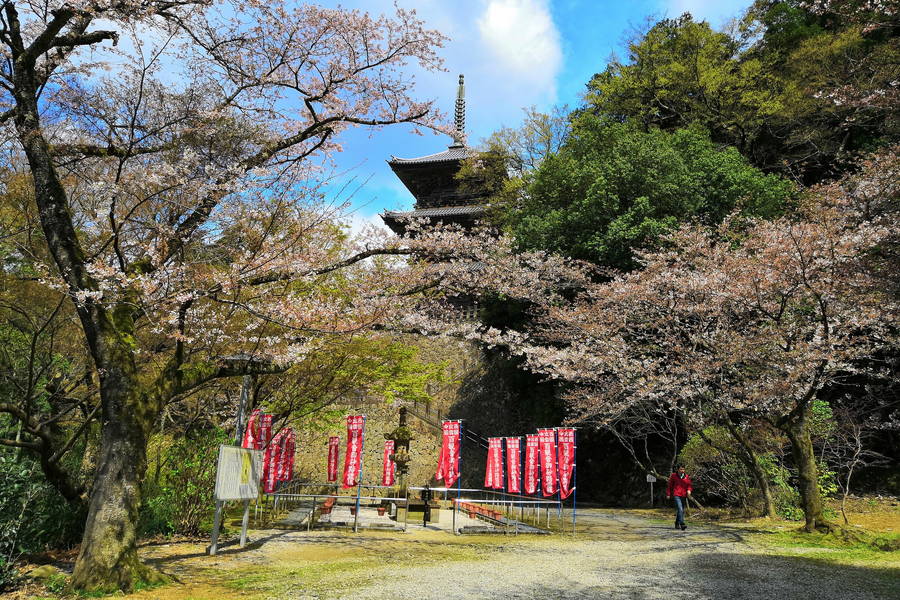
[10,36,164,589]
[724,420,777,519]
[783,402,831,533]
[69,351,166,592]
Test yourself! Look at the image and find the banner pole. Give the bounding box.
[536,432,542,526]
[555,429,562,523]
[572,429,578,536]
[456,420,462,507]
[501,438,508,534]
[353,415,366,533]
[453,419,463,535]
[519,437,524,528]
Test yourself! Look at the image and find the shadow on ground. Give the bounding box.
[495,552,899,600]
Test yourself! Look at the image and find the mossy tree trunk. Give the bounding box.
[723,419,777,519]
[781,400,831,533]
[69,314,167,591]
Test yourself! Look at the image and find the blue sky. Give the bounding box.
[318,0,753,230]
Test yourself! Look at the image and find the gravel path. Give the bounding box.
[141,509,899,600]
[327,510,897,600]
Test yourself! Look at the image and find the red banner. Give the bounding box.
[259,413,273,450]
[484,438,503,489]
[435,420,461,486]
[276,428,295,482]
[538,428,558,496]
[264,429,284,493]
[483,439,493,488]
[284,431,296,481]
[342,415,365,489]
[327,436,340,483]
[241,408,261,449]
[524,434,539,494]
[506,437,522,493]
[382,440,396,486]
[557,428,576,499]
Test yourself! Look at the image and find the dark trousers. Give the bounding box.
[674,496,686,526]
[423,506,431,526]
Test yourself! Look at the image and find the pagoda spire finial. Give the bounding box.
[452,74,465,147]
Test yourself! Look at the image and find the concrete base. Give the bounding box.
[397,501,443,524]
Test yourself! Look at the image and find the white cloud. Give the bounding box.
[477,0,562,95]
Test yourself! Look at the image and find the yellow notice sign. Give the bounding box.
[240,451,251,484]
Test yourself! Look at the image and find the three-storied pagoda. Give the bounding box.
[381,75,490,234]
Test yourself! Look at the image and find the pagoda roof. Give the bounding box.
[388,144,470,167]
[382,204,487,220]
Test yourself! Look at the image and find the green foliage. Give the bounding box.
[587,15,777,145]
[508,117,794,269]
[0,451,84,590]
[757,451,839,519]
[817,460,839,499]
[140,428,228,537]
[44,572,68,594]
[0,556,19,591]
[810,399,837,440]
[263,335,448,430]
[680,427,755,508]
[0,451,84,553]
[586,6,900,182]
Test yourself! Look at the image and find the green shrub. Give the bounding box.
[759,453,803,520]
[0,451,84,590]
[680,427,755,509]
[140,428,228,536]
[0,555,19,591]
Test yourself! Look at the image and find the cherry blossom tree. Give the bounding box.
[517,148,899,532]
[0,3,592,588]
[0,0,468,590]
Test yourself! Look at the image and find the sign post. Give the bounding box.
[209,445,263,555]
[646,473,657,506]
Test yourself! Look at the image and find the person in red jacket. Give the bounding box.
[666,465,693,530]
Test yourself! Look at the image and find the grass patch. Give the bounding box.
[751,526,900,566]
[213,537,486,598]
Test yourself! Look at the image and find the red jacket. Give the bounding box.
[667,473,693,497]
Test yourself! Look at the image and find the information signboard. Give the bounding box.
[214,445,263,501]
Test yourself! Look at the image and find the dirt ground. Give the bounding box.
[14,503,900,600]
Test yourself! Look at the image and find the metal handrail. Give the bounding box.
[269,493,405,502]
[454,498,558,505]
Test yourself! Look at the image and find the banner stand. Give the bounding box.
[210,375,252,555]
[353,415,367,533]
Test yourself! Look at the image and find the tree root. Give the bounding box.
[68,550,169,594]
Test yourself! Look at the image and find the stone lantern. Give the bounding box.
[385,407,414,495]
